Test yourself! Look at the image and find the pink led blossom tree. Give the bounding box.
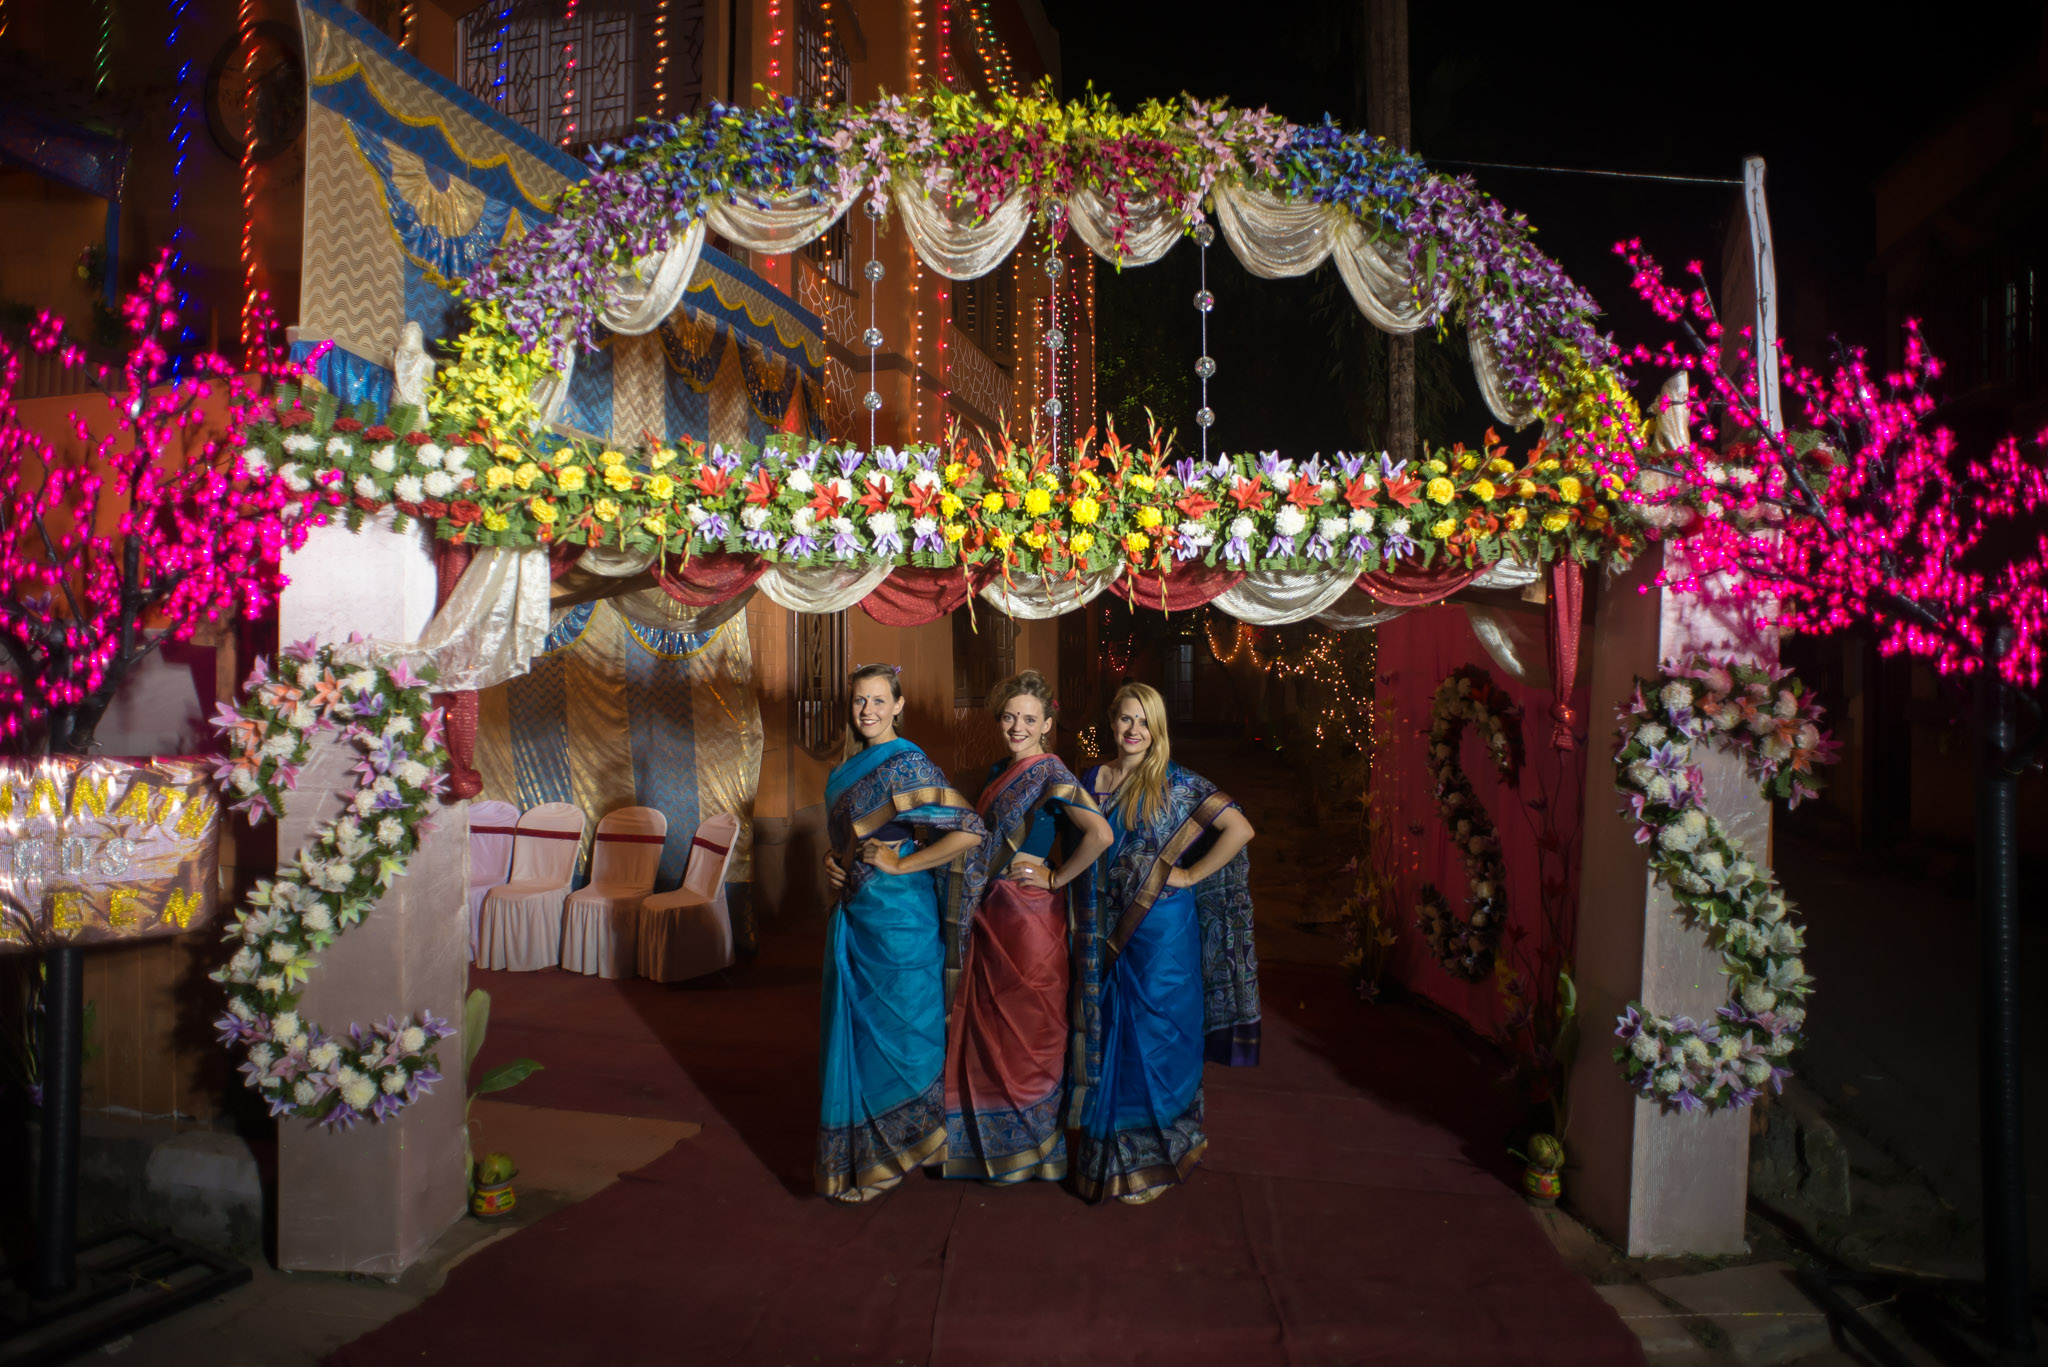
[1587,244,2045,1353]
[0,251,326,756]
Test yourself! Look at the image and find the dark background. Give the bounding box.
[1042,0,2045,456]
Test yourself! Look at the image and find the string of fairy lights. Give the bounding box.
[1205,614,1380,755]
[557,0,582,146]
[765,0,786,88]
[237,0,260,351]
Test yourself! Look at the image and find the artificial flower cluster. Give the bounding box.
[209,640,455,1128]
[1416,666,1523,982]
[241,389,1640,576]
[1610,656,1839,1113]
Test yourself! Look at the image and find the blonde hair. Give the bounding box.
[1105,682,1171,830]
[843,662,904,760]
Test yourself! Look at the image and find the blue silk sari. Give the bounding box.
[942,754,1098,1184]
[1071,762,1259,1202]
[816,737,989,1198]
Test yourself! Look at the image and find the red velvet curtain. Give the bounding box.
[654,553,767,605]
[1107,562,1244,612]
[1352,562,1484,608]
[860,565,989,626]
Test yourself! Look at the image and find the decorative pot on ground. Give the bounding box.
[470,1152,517,1218]
[1518,1133,1564,1208]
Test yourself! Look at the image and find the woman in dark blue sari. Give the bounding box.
[1073,682,1259,1204]
[816,663,988,1203]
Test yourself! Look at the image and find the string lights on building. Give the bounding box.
[237,0,260,352]
[765,0,785,88]
[819,0,839,98]
[93,0,111,92]
[652,0,670,115]
[1204,615,1378,753]
[400,0,417,50]
[557,0,582,146]
[962,0,1017,94]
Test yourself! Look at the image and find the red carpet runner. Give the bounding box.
[326,928,1642,1366]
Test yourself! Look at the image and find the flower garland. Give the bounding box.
[245,386,1639,579]
[1417,665,1523,981]
[1611,656,1839,1113]
[209,640,455,1128]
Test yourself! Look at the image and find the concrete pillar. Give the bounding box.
[1565,541,1775,1257]
[275,514,470,1276]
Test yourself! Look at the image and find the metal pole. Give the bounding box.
[1975,625,2033,1353]
[32,943,84,1297]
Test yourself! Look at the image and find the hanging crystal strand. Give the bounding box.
[1193,218,1216,458]
[1043,237,1065,455]
[862,198,886,447]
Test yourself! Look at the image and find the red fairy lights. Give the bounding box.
[0,252,326,752]
[1596,243,2048,689]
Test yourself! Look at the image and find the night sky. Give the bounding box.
[1039,0,2044,456]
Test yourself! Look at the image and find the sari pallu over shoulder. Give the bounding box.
[1069,762,1260,1123]
[974,752,1099,877]
[825,737,991,1004]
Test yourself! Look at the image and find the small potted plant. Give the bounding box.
[462,988,541,1219]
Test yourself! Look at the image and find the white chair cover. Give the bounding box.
[561,806,669,979]
[637,811,742,983]
[476,802,586,971]
[465,800,520,963]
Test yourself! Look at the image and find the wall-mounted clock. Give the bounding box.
[203,20,307,162]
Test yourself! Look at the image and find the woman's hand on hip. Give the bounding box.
[823,850,848,891]
[859,839,903,875]
[1007,860,1052,891]
[1164,866,1196,890]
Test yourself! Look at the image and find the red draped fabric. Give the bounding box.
[548,541,585,580]
[432,542,484,800]
[1545,560,1585,751]
[1108,562,1244,612]
[655,553,767,605]
[860,565,988,626]
[1352,562,1484,607]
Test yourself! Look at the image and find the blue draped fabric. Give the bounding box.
[815,738,988,1197]
[289,341,395,417]
[561,333,616,438]
[1070,762,1260,1202]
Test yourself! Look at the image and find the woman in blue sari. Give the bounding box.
[1073,682,1259,1204]
[943,670,1112,1186]
[816,663,989,1203]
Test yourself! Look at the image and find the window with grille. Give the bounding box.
[951,267,1016,368]
[952,610,1017,710]
[793,611,849,759]
[455,0,707,156]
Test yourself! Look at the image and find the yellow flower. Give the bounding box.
[598,449,627,467]
[1124,531,1151,555]
[593,498,620,523]
[482,510,509,532]
[1023,487,1053,517]
[941,491,963,517]
[1515,479,1537,499]
[1069,531,1094,556]
[1456,454,1479,471]
[1135,505,1163,530]
[494,443,523,463]
[1023,529,1048,550]
[513,463,542,490]
[1504,507,1527,531]
[943,461,968,485]
[1471,479,1496,503]
[1487,457,1515,475]
[1600,472,1625,497]
[1589,504,1610,523]
[529,498,559,525]
[641,513,668,536]
[1425,477,1456,505]
[1430,518,1457,539]
[1129,472,1157,492]
[648,473,675,500]
[650,447,678,469]
[603,464,635,492]
[1071,495,1101,525]
[1079,470,1101,491]
[992,530,1015,550]
[485,465,515,491]
[1557,476,1583,503]
[1424,459,1448,475]
[944,523,966,543]
[556,466,588,493]
[1541,510,1570,533]
[981,492,1005,513]
[1538,459,1561,472]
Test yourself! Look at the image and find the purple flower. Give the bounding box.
[283,636,320,663]
[1223,534,1252,566]
[1382,525,1419,560]
[829,526,863,559]
[912,524,945,555]
[873,446,909,473]
[1344,534,1374,562]
[1173,458,1198,486]
[781,531,820,558]
[1379,453,1408,482]
[1304,533,1333,562]
[697,513,730,544]
[835,449,865,479]
[1339,452,1369,480]
[743,526,779,553]
[708,444,741,472]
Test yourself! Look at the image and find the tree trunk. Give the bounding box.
[1364,0,1415,462]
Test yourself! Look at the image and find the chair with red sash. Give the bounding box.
[560,806,668,978]
[475,802,587,971]
[636,811,741,983]
[465,800,521,963]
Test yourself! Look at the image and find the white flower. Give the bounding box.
[370,445,399,473]
[828,477,854,502]
[371,776,397,798]
[1682,1036,1712,1065]
[394,474,425,503]
[832,515,856,536]
[337,1068,376,1110]
[1274,506,1307,538]
[309,1041,341,1071]
[229,947,259,977]
[377,818,404,846]
[788,468,814,494]
[1180,522,1215,548]
[1628,1031,1659,1063]
[353,474,380,499]
[1657,822,1698,853]
[326,436,352,457]
[443,446,471,471]
[1743,1060,1774,1085]
[1635,722,1668,746]
[278,462,310,492]
[231,768,260,795]
[383,714,414,738]
[293,1079,320,1106]
[740,505,770,531]
[249,1043,276,1070]
[381,1069,406,1094]
[397,760,431,788]
[867,510,899,536]
[911,468,940,491]
[1348,509,1375,533]
[283,433,317,454]
[416,443,445,469]
[1717,1036,1743,1061]
[261,733,298,760]
[303,905,333,933]
[266,941,299,969]
[1766,1034,1795,1057]
[1229,516,1255,540]
[1779,1006,1806,1030]
[423,470,456,498]
[1654,1068,1682,1094]
[792,507,817,534]
[294,662,319,687]
[1467,836,1487,855]
[1659,682,1692,712]
[1389,517,1411,537]
[1681,810,1709,839]
[256,974,283,995]
[685,503,710,526]
[351,789,377,816]
[1739,982,1777,1013]
[400,1026,426,1053]
[229,997,254,1021]
[912,515,937,538]
[1318,516,1347,541]
[242,448,269,478]
[343,669,375,696]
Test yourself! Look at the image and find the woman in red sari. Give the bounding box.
[942,670,1112,1185]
